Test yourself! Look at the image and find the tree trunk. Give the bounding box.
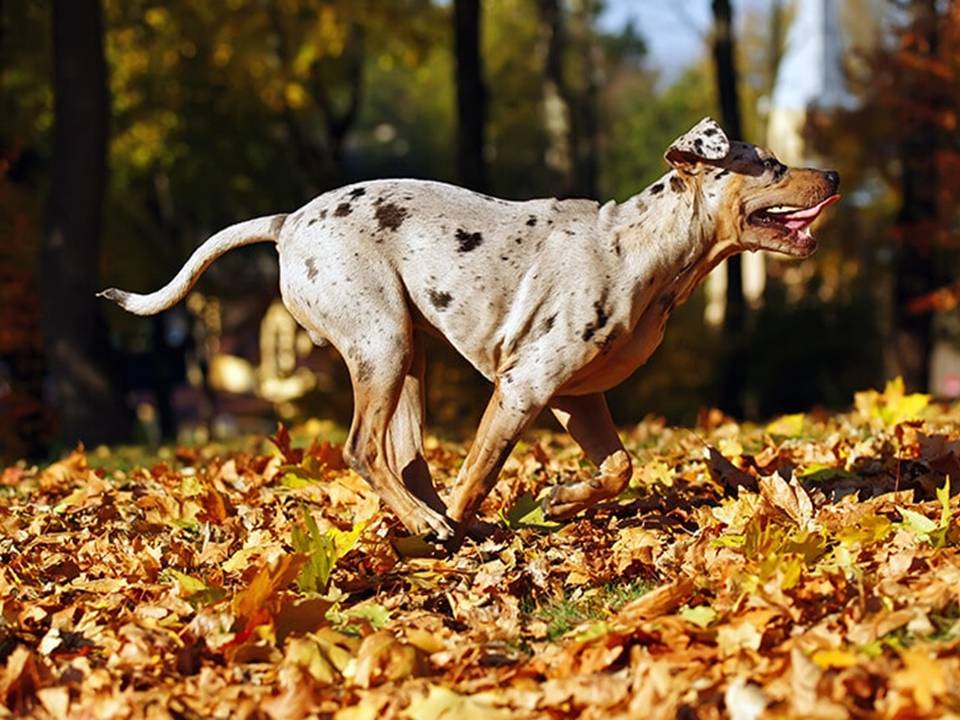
[537,0,575,195]
[453,0,488,192]
[314,23,365,183]
[42,0,130,446]
[711,0,747,417]
[570,0,601,199]
[893,0,940,392]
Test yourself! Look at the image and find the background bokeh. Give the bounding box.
[2,0,959,460]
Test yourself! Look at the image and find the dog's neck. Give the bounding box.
[612,170,741,305]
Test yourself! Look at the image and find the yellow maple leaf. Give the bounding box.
[890,647,947,713]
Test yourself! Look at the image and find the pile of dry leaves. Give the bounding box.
[1,378,959,718]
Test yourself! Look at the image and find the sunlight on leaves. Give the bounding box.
[765,413,806,438]
[855,376,930,427]
[402,685,510,720]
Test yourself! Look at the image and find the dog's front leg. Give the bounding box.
[541,393,633,519]
[447,383,546,542]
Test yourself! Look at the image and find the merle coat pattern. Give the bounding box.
[100,118,839,543]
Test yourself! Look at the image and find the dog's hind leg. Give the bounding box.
[540,393,633,519]
[383,332,446,515]
[341,326,453,540]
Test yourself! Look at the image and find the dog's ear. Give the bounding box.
[665,117,730,171]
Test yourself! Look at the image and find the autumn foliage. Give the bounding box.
[0,380,959,717]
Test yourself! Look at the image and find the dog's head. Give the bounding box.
[665,118,840,257]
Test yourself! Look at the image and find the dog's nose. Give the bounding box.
[824,170,840,189]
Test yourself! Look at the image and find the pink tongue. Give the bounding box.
[781,194,840,231]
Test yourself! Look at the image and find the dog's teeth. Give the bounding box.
[766,205,803,214]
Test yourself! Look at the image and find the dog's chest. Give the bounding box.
[558,282,681,395]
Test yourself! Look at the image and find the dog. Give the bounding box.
[100,118,839,543]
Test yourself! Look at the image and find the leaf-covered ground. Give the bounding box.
[2,379,959,719]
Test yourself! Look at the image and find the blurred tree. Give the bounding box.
[453,0,488,191]
[568,0,602,199]
[43,0,131,446]
[0,1,50,459]
[889,0,944,392]
[537,0,575,194]
[711,0,747,417]
[806,0,958,393]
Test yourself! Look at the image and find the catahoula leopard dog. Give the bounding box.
[100,118,839,544]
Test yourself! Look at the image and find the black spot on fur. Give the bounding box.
[613,235,622,257]
[334,202,352,217]
[428,289,453,310]
[670,175,685,192]
[356,360,373,383]
[455,228,483,252]
[514,237,522,244]
[650,183,664,195]
[319,209,327,219]
[601,330,619,355]
[542,314,556,335]
[564,229,575,236]
[349,187,366,199]
[308,219,318,226]
[375,202,408,232]
[305,257,318,281]
[693,138,704,152]
[581,301,609,342]
[526,216,537,227]
[704,127,718,137]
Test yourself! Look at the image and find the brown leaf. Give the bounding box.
[617,576,696,624]
[1,646,42,714]
[758,473,815,526]
[705,446,758,493]
[345,631,427,689]
[232,554,305,628]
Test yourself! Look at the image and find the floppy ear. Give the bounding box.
[664,117,730,171]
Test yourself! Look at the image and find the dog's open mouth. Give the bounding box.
[749,194,840,244]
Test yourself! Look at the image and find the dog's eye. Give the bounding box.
[765,159,787,178]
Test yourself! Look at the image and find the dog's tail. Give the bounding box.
[98,214,287,316]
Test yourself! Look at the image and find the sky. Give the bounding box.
[598,0,770,83]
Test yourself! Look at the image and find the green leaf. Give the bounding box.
[345,603,391,630]
[500,492,563,531]
[937,476,952,530]
[179,475,203,497]
[166,570,227,608]
[680,604,718,628]
[292,506,337,593]
[898,507,938,542]
[280,472,313,489]
[291,506,369,593]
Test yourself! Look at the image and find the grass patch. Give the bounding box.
[534,579,655,641]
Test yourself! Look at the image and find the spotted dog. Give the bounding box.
[100,118,839,543]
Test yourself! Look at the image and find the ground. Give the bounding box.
[1,378,959,719]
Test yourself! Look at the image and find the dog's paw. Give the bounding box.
[406,507,454,541]
[540,487,583,521]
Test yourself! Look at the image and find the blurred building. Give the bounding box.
[705,0,854,327]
